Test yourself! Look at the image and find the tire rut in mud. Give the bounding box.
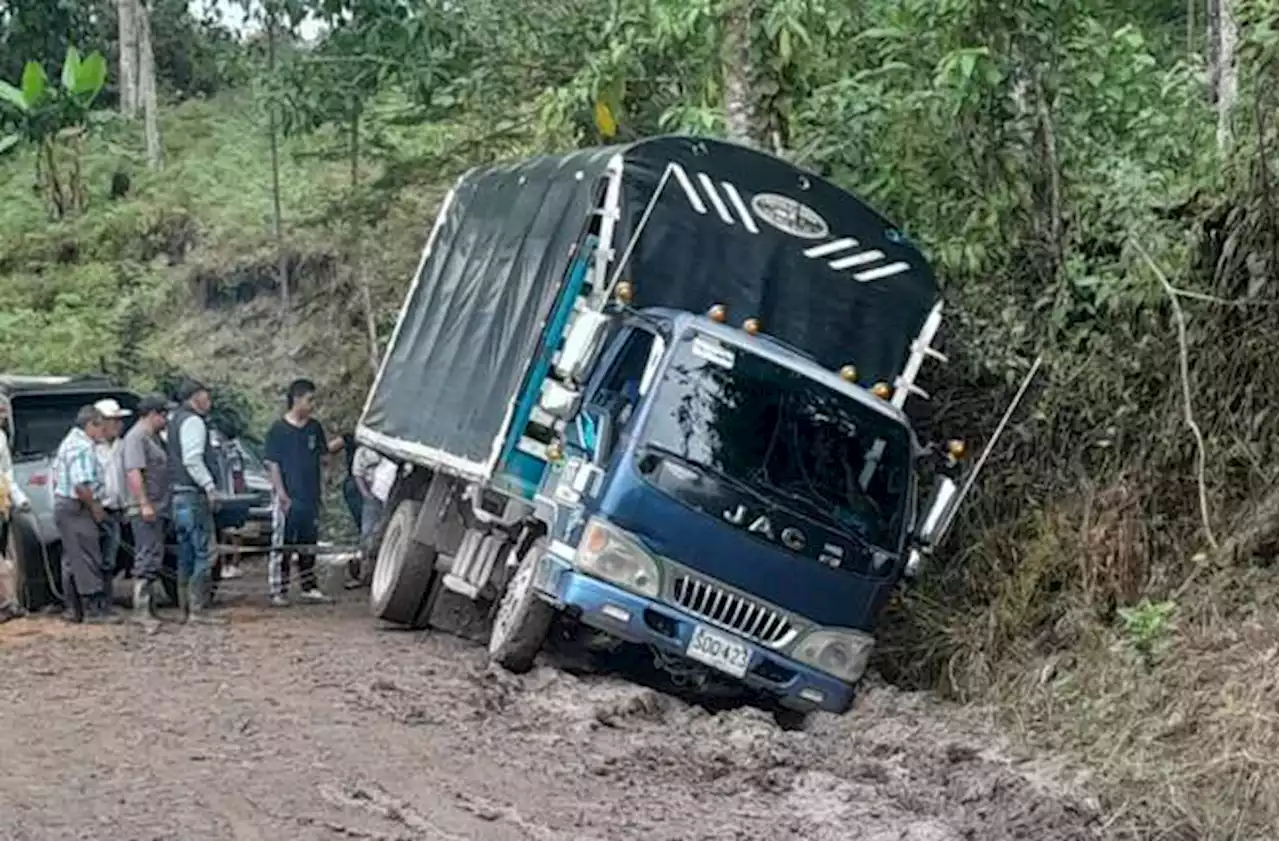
[0,594,1103,841]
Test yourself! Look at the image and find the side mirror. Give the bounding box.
[538,380,581,419]
[916,475,959,547]
[555,311,613,384]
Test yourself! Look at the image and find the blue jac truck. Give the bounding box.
[356,137,972,722]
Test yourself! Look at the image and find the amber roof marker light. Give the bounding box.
[839,365,858,383]
[614,280,635,305]
[871,382,892,399]
[946,439,967,461]
[742,317,762,336]
[707,304,728,323]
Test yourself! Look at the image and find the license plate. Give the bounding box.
[686,624,752,678]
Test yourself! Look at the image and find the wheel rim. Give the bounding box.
[371,517,404,604]
[490,547,536,653]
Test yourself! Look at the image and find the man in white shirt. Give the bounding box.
[351,445,397,583]
[93,398,132,599]
[0,400,20,622]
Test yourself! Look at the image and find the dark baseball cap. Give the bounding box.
[176,379,210,402]
[137,393,173,415]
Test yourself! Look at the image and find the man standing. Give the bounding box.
[168,380,225,625]
[93,398,131,605]
[0,400,23,623]
[53,405,116,623]
[122,394,170,633]
[0,400,12,566]
[264,378,344,607]
[351,444,397,583]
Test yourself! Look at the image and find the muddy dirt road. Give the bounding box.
[0,582,1102,841]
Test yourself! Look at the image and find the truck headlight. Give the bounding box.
[575,518,661,598]
[792,629,875,684]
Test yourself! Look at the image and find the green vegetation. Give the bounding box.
[1,45,109,217]
[1,1,1276,837]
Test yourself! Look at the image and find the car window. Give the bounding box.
[10,391,139,458]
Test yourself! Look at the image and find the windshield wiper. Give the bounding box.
[640,444,778,512]
[749,477,881,553]
[643,445,884,556]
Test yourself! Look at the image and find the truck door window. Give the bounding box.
[587,327,659,457]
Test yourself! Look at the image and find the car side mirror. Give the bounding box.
[555,311,613,385]
[916,475,959,548]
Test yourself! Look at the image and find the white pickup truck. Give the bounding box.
[1,374,270,610]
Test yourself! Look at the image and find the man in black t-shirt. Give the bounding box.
[263,378,345,606]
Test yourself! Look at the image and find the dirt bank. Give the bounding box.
[0,579,1103,840]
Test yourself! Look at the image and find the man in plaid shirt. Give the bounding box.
[53,405,116,623]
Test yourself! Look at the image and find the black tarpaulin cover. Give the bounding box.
[359,136,938,478]
[357,146,621,475]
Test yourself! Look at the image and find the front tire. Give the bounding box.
[488,538,554,674]
[369,499,436,628]
[773,707,810,732]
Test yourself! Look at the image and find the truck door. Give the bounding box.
[575,324,666,465]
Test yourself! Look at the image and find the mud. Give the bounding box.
[0,580,1103,840]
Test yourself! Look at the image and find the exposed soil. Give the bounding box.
[0,573,1104,841]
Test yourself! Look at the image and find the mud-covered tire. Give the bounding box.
[6,514,54,612]
[488,538,554,673]
[369,499,437,628]
[773,707,810,732]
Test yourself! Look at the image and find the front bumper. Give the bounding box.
[533,555,856,714]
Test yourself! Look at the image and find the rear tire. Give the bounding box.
[7,517,56,612]
[369,499,436,628]
[488,538,554,674]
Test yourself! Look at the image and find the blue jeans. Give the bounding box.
[173,494,214,582]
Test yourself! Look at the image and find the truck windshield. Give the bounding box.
[639,332,911,550]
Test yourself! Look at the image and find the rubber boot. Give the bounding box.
[186,570,227,626]
[84,593,122,625]
[132,580,160,635]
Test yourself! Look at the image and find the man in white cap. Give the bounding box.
[93,397,132,600]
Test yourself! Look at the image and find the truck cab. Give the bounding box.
[524,309,922,713]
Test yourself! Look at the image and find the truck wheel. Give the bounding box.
[6,516,52,612]
[369,500,436,628]
[488,538,554,674]
[773,708,810,732]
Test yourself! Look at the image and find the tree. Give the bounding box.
[1206,0,1240,153]
[238,0,310,316]
[114,0,162,168]
[0,46,109,218]
[137,0,162,169]
[721,0,767,148]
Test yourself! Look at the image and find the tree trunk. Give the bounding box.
[349,101,361,188]
[1205,0,1220,96]
[348,104,378,373]
[1213,0,1233,154]
[137,0,162,170]
[267,10,289,315]
[116,0,139,117]
[721,0,769,149]
[1186,0,1196,56]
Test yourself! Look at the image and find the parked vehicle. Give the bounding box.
[1,375,270,610]
[358,138,990,723]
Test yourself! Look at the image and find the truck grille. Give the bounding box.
[672,574,794,647]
